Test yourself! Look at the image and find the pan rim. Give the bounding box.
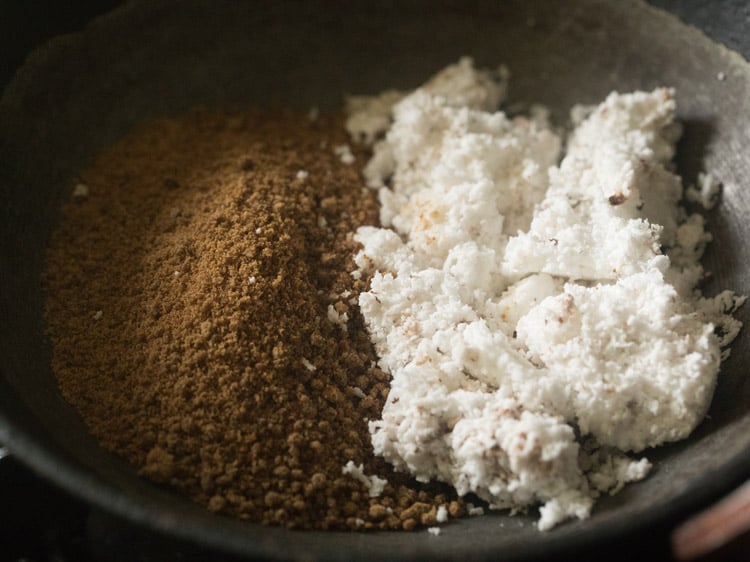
[2,408,749,560]
[2,0,750,559]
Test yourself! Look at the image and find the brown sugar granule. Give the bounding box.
[43,108,463,530]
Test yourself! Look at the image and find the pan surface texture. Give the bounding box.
[1,1,749,560]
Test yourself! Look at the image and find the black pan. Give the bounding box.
[1,1,749,560]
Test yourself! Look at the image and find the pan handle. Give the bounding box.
[671,479,750,560]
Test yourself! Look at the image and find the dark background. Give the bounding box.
[0,1,748,561]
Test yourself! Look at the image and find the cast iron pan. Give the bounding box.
[1,1,749,560]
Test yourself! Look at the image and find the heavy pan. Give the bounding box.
[1,1,749,560]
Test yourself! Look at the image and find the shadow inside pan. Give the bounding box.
[1,1,749,560]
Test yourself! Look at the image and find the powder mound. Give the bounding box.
[44,109,462,531]
[349,58,744,530]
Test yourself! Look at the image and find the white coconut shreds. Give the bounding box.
[342,461,388,498]
[346,58,745,531]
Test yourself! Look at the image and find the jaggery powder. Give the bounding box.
[43,109,463,530]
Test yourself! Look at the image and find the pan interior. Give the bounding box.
[1,1,749,559]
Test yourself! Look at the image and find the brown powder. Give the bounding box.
[43,108,464,530]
